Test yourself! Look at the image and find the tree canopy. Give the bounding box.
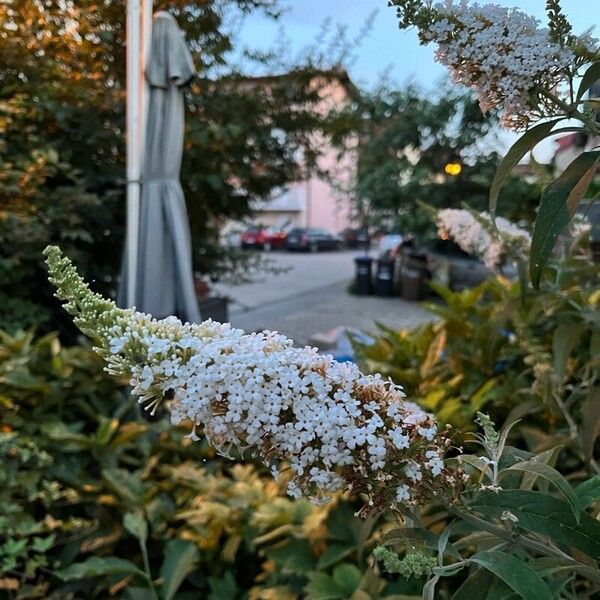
[0,0,345,335]
[331,84,542,239]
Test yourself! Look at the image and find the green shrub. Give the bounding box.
[355,258,600,462]
[0,330,424,599]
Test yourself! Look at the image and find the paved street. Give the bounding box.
[217,250,358,314]
[215,250,434,347]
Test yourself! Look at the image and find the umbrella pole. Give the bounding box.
[125,0,152,307]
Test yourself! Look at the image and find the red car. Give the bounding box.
[240,226,287,250]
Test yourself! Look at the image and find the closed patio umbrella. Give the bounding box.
[119,11,201,323]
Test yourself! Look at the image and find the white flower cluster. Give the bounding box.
[570,214,591,240]
[437,208,531,270]
[422,1,574,129]
[44,246,463,510]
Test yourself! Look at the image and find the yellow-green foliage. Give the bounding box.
[354,277,520,431]
[354,259,600,463]
[0,329,421,599]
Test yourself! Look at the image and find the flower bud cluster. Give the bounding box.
[44,246,462,510]
[410,1,577,129]
[437,208,531,270]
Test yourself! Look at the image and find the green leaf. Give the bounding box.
[31,535,55,553]
[500,460,581,522]
[208,572,238,600]
[332,563,362,595]
[102,468,144,505]
[552,323,585,382]
[265,538,317,574]
[575,476,600,509]
[422,575,440,600]
[123,512,148,545]
[451,568,494,600]
[56,556,145,581]
[580,387,600,463]
[159,539,200,600]
[489,119,560,215]
[123,588,155,600]
[530,151,600,287]
[94,417,120,445]
[474,490,600,559]
[486,579,519,600]
[469,551,552,600]
[576,61,600,102]
[306,573,347,600]
[317,543,354,569]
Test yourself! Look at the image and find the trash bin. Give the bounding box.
[375,258,394,297]
[198,296,229,323]
[401,267,422,301]
[354,257,373,295]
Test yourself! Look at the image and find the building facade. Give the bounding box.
[246,71,357,234]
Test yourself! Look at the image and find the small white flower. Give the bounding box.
[417,425,438,441]
[390,427,410,450]
[395,484,411,502]
[405,462,422,482]
[138,365,154,390]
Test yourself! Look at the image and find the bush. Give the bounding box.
[354,257,600,465]
[0,330,428,599]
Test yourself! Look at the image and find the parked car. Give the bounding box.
[377,233,404,258]
[285,228,343,252]
[427,239,493,290]
[341,227,370,249]
[240,226,287,250]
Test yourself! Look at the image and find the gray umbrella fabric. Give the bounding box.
[118,12,201,323]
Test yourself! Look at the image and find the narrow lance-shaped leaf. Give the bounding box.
[474,490,600,560]
[451,568,495,600]
[552,323,585,382]
[499,460,581,522]
[580,387,600,463]
[530,150,600,287]
[576,61,600,102]
[489,119,560,215]
[56,557,146,581]
[123,512,148,545]
[575,476,600,509]
[469,551,552,600]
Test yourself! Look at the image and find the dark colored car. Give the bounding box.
[240,226,287,250]
[285,228,343,252]
[341,227,370,249]
[427,238,493,290]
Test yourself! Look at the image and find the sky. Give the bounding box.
[233,0,594,159]
[234,0,593,89]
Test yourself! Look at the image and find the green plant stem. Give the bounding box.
[139,541,159,600]
[540,88,600,135]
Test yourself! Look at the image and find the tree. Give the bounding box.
[331,84,542,240]
[0,0,341,336]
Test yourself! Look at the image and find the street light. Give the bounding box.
[444,162,462,176]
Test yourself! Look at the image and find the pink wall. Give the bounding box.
[253,75,358,233]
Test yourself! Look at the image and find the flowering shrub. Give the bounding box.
[1,329,424,599]
[436,208,531,269]
[390,0,595,130]
[389,0,600,285]
[44,246,463,512]
[40,245,600,598]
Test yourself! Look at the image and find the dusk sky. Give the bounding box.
[235,0,593,89]
[234,1,595,159]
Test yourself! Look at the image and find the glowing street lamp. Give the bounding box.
[444,162,462,176]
